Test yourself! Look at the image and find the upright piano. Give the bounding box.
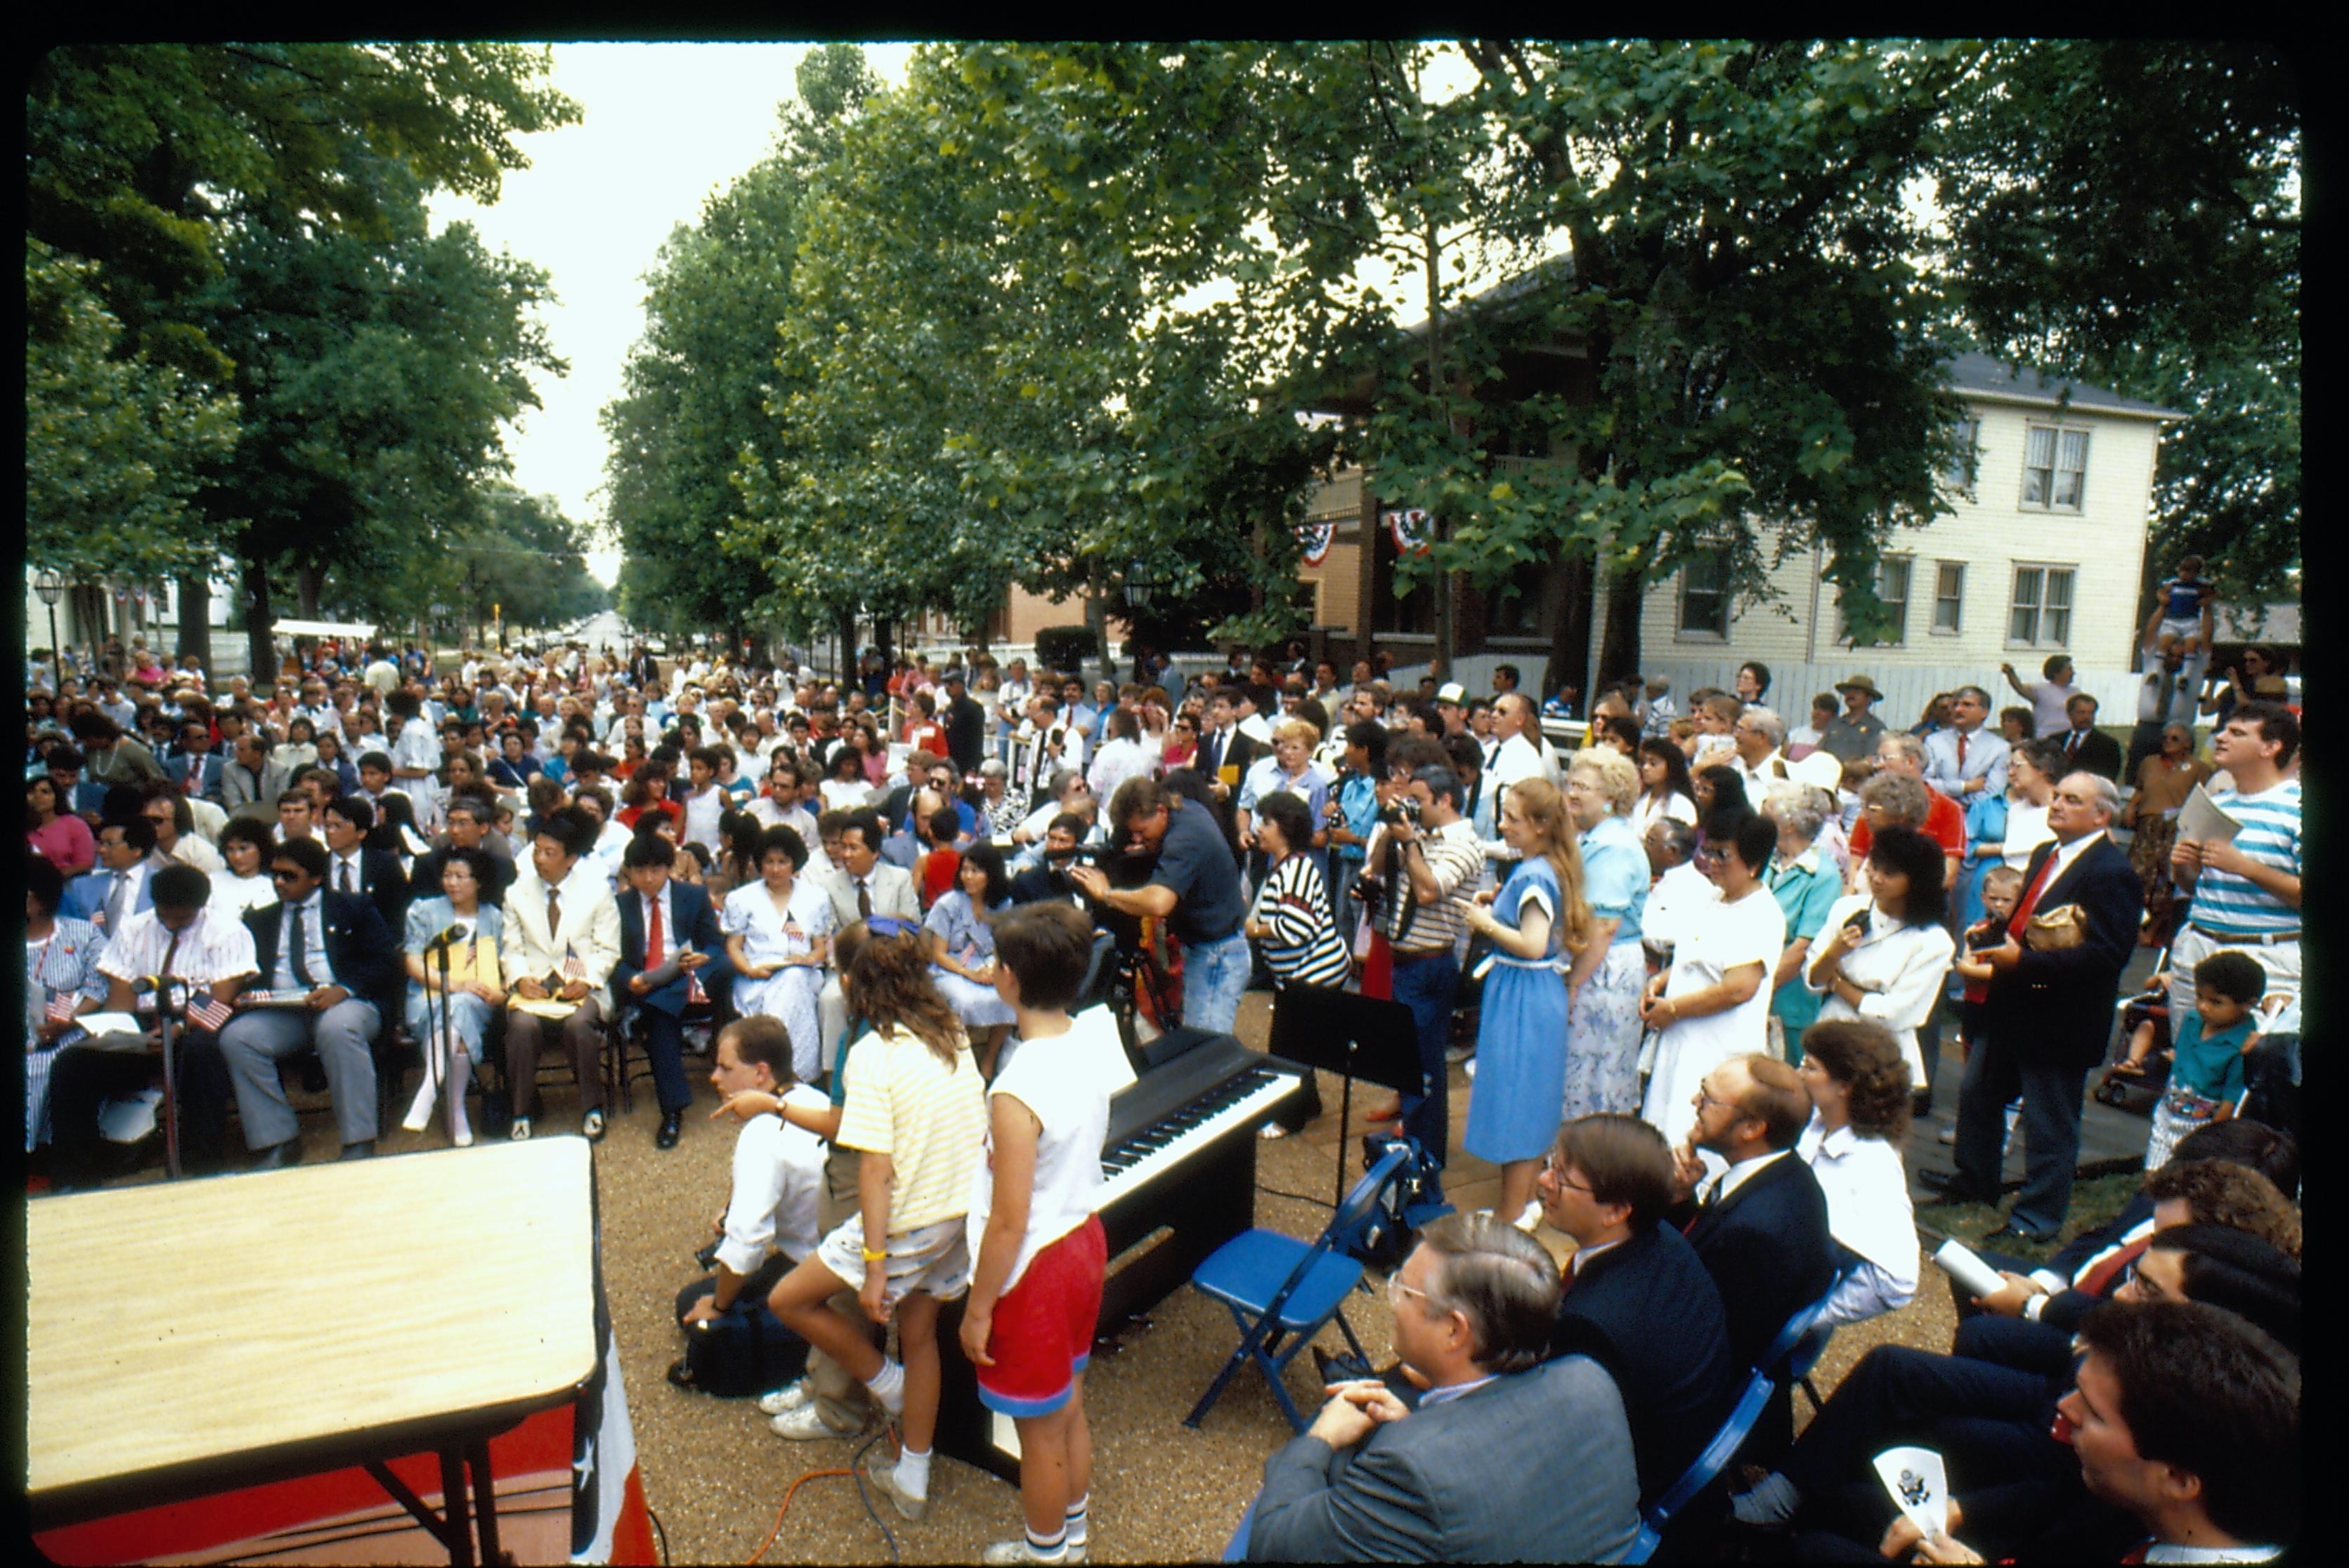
[933,1026,1313,1482]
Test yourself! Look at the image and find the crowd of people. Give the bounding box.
[23,632,2301,1562]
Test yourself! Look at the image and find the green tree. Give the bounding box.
[1937,41,2300,625]
[26,237,237,582]
[195,174,565,677]
[607,46,880,659]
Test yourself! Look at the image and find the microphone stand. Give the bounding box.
[152,975,183,1180]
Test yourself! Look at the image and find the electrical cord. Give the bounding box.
[1256,1181,1338,1209]
[741,1422,900,1567]
[646,1502,671,1566]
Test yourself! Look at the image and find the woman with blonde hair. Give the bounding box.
[1560,749,1651,1116]
[1460,776,1593,1228]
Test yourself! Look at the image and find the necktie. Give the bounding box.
[2076,1235,2153,1299]
[289,901,315,987]
[644,891,664,970]
[339,857,356,894]
[2066,729,2083,759]
[546,886,563,948]
[857,878,873,920]
[2010,847,2064,935]
[105,872,129,932]
[1956,731,1969,771]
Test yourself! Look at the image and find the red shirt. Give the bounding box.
[1847,784,1965,862]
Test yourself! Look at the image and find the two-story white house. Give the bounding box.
[1586,353,2185,724]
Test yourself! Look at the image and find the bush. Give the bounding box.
[1034,625,1100,674]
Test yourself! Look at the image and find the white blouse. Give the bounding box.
[1805,892,1956,1089]
[1797,1111,1920,1326]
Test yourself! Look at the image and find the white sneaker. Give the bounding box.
[509,1117,532,1142]
[980,1541,1086,1564]
[453,1125,474,1149]
[770,1402,857,1441]
[756,1379,814,1417]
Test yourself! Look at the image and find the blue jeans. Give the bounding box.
[1186,929,1254,1036]
[1390,948,1460,1175]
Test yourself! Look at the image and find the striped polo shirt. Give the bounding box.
[2187,780,2301,938]
[835,1026,989,1234]
[1250,853,1351,988]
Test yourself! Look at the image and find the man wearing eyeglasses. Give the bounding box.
[217,835,401,1166]
[1242,1211,1641,1563]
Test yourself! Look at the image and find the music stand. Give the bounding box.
[1267,985,1422,1211]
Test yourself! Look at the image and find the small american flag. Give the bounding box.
[686,969,709,1006]
[187,994,235,1033]
[46,994,79,1024]
[562,952,587,981]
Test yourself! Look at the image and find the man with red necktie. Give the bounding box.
[1923,772,2142,1240]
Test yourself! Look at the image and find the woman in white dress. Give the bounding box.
[1639,813,1786,1148]
[1795,1018,1920,1326]
[207,818,280,921]
[818,745,874,813]
[1631,737,1700,841]
[1803,824,1958,1092]
[722,824,836,1083]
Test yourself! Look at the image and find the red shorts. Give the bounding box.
[974,1215,1107,1418]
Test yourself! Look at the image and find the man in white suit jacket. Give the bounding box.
[812,809,920,1078]
[500,805,623,1140]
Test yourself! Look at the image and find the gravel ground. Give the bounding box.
[88,994,1962,1564]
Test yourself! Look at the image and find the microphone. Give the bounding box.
[425,924,467,953]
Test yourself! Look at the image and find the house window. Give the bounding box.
[2008,565,2075,648]
[1943,418,1980,493]
[1840,556,1912,646]
[1932,561,1965,634]
[2022,426,2090,511]
[1677,555,1731,640]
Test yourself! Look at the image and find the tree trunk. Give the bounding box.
[1598,566,1647,692]
[297,563,325,620]
[835,608,857,686]
[1539,553,1596,706]
[243,557,276,687]
[175,570,213,672]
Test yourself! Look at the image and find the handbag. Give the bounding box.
[2025,903,2087,951]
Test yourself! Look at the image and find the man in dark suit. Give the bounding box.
[409,798,515,908]
[1669,1053,1837,1376]
[939,667,987,774]
[319,794,410,934]
[1245,1213,1641,1564]
[219,835,401,1165]
[1194,689,1263,790]
[1542,1113,1740,1508]
[1928,771,2143,1239]
[2053,693,2125,781]
[612,832,734,1149]
[164,717,226,804]
[63,817,162,934]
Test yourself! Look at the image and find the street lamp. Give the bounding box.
[1122,561,1161,613]
[33,569,66,691]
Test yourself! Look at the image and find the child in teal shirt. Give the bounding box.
[2146,950,2263,1169]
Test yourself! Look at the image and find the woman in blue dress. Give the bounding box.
[401,847,507,1146]
[924,842,1017,1075]
[1461,776,1592,1229]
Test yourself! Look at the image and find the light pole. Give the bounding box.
[1121,561,1161,683]
[33,570,66,691]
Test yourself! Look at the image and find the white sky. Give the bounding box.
[427,42,915,585]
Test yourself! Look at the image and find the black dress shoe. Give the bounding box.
[339,1139,375,1161]
[1312,1345,1373,1385]
[1918,1168,1993,1203]
[252,1139,304,1170]
[656,1111,684,1150]
[1983,1223,2053,1246]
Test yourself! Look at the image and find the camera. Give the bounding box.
[1377,795,1421,828]
[693,1237,722,1272]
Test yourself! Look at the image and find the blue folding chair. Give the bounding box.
[1757,1260,1856,1390]
[1183,1146,1412,1433]
[1624,1368,1776,1564]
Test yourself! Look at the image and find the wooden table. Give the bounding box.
[28,1138,601,1563]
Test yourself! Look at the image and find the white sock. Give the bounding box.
[1731,1471,1800,1526]
[447,1053,472,1140]
[1022,1525,1067,1560]
[1065,1494,1088,1547]
[893,1444,930,1500]
[402,1069,437,1132]
[865,1356,906,1415]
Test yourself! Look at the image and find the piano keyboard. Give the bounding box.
[1097,1066,1297,1210]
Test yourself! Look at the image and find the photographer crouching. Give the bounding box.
[1069,776,1251,1035]
[668,1015,830,1397]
